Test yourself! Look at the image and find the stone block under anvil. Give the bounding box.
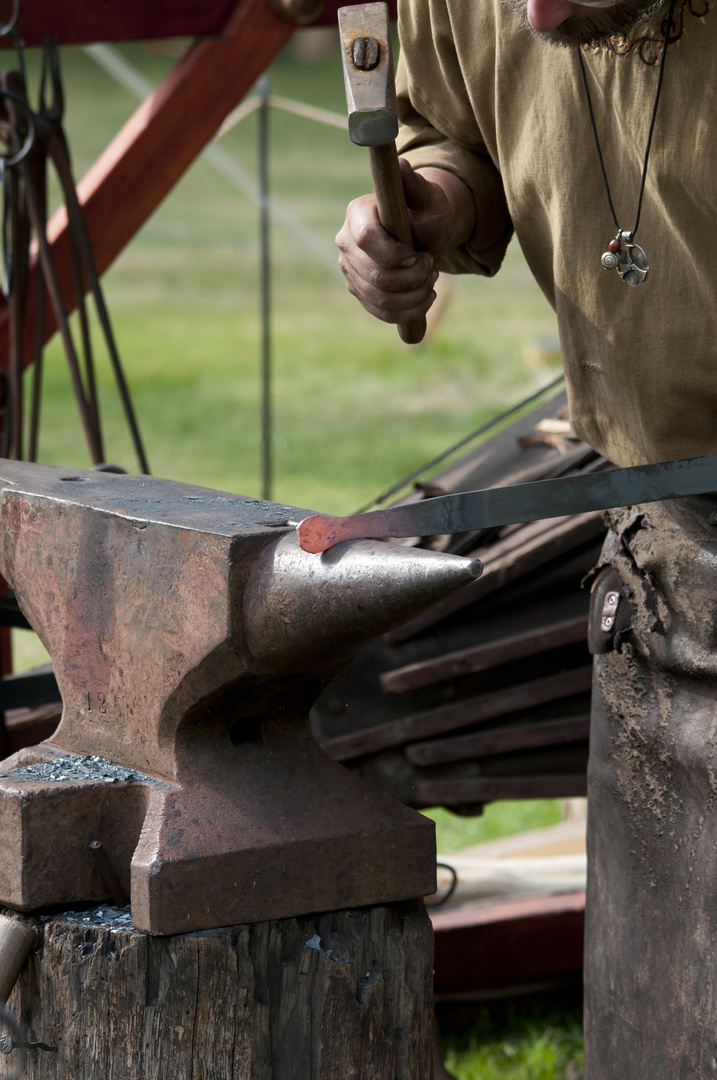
[0,461,481,934]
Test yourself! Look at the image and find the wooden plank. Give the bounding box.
[380,615,588,694]
[431,891,585,997]
[0,0,297,371]
[416,773,588,807]
[384,512,604,645]
[3,703,61,755]
[407,713,591,768]
[320,665,593,762]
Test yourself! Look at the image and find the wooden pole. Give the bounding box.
[4,901,433,1079]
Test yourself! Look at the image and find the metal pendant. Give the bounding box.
[600,231,649,287]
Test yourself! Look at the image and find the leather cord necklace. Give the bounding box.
[576,0,677,287]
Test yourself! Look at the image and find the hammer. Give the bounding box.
[339,2,426,345]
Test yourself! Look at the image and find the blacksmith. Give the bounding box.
[337,2,717,1075]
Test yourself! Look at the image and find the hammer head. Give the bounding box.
[339,2,398,147]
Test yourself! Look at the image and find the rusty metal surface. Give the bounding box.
[0,461,482,934]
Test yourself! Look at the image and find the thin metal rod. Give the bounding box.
[67,223,105,462]
[7,165,24,461]
[258,74,272,502]
[356,373,566,513]
[19,157,102,463]
[28,155,47,462]
[49,130,150,473]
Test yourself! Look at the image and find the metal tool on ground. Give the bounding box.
[339,1,426,345]
[297,450,717,552]
[0,460,481,935]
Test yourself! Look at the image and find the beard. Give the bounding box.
[502,0,664,45]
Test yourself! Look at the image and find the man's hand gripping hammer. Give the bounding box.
[339,2,426,345]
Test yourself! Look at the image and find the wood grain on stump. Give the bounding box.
[0,901,433,1079]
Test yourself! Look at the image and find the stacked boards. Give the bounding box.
[312,390,605,814]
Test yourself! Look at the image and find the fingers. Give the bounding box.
[336,195,438,324]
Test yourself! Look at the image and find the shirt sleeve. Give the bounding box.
[395,0,513,276]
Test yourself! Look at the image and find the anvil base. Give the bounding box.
[0,736,435,935]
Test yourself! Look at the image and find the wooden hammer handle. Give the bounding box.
[368,143,426,345]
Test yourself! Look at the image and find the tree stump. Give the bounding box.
[0,900,433,1080]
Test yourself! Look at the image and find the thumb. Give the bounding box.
[399,158,441,213]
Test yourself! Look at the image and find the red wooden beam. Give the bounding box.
[0,0,299,371]
[431,892,585,997]
[0,0,396,45]
[2,1,241,47]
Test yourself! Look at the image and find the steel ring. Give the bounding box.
[0,0,20,38]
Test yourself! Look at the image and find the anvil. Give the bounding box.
[0,461,480,934]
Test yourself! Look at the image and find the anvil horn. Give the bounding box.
[244,532,481,673]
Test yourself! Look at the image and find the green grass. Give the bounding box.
[443,1003,584,1080]
[425,801,563,854]
[10,38,577,1073]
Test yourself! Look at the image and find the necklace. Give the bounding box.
[576,0,677,287]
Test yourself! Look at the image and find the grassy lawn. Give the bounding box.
[11,35,580,1075]
[442,1002,584,1080]
[427,801,563,854]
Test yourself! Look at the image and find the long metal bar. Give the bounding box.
[298,453,717,553]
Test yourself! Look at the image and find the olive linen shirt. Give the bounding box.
[395,1,717,467]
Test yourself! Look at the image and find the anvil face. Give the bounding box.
[0,463,480,934]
